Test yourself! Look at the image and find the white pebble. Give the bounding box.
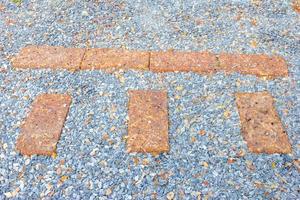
[81,10,89,17]
[167,191,175,200]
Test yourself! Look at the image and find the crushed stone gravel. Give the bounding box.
[0,0,299,199]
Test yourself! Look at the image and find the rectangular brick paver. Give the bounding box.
[12,46,85,70]
[127,90,169,154]
[16,94,72,156]
[12,46,290,79]
[218,53,288,78]
[235,91,292,154]
[150,51,217,73]
[81,48,150,70]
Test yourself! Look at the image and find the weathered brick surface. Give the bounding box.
[218,53,288,78]
[235,91,292,154]
[16,94,71,156]
[12,46,289,79]
[292,0,300,13]
[81,48,150,70]
[127,90,169,153]
[150,51,217,73]
[12,46,85,70]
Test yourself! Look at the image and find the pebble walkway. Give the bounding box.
[13,46,292,156]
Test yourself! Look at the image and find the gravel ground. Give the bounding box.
[0,0,300,199]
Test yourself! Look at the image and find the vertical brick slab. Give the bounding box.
[16,94,72,156]
[127,90,169,153]
[150,51,217,73]
[218,53,288,78]
[235,91,292,154]
[292,0,300,13]
[12,46,85,70]
[81,48,150,70]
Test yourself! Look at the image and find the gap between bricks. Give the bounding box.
[15,91,292,157]
[11,46,292,157]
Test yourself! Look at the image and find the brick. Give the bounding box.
[292,0,300,13]
[150,51,217,73]
[16,94,71,156]
[127,90,169,153]
[218,53,288,78]
[0,3,5,12]
[235,91,292,154]
[12,46,85,70]
[81,48,150,70]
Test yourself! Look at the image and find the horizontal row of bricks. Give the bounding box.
[12,46,289,78]
[16,91,292,157]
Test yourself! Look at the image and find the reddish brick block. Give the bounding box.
[12,46,85,70]
[150,51,217,73]
[0,3,5,12]
[235,91,292,154]
[81,48,150,70]
[16,94,71,156]
[218,53,288,78]
[292,0,300,13]
[127,90,169,153]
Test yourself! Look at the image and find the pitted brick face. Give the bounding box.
[16,94,71,156]
[235,91,292,154]
[11,46,289,79]
[12,46,85,70]
[218,53,288,78]
[150,51,217,73]
[127,90,169,154]
[81,48,150,70]
[292,0,300,13]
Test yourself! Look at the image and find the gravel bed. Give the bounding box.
[0,0,299,199]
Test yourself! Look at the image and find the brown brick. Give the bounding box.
[0,3,5,12]
[150,51,217,73]
[218,53,288,78]
[127,90,169,153]
[292,0,300,13]
[12,46,85,70]
[81,48,150,70]
[16,94,71,156]
[235,91,292,154]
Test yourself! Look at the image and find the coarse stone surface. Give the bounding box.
[150,51,217,74]
[12,46,85,70]
[16,94,71,156]
[0,0,299,199]
[127,90,169,153]
[81,48,149,70]
[218,53,289,78]
[235,91,292,154]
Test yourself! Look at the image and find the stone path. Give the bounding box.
[13,47,292,156]
[1,1,299,198]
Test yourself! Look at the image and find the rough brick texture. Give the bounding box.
[150,51,217,73]
[16,94,71,156]
[235,91,292,154]
[127,90,169,153]
[218,53,288,78]
[81,48,150,70]
[12,46,85,70]
[292,0,300,13]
